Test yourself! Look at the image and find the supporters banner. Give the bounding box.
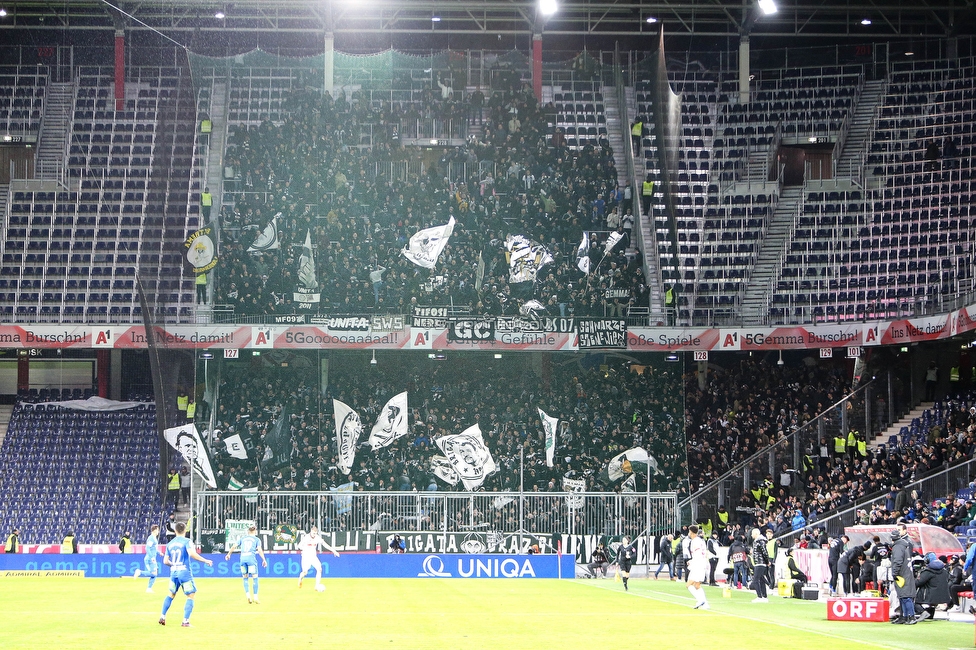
[223,433,248,460]
[333,399,362,475]
[183,223,218,274]
[562,477,586,510]
[505,234,553,284]
[601,446,649,484]
[577,319,627,349]
[538,408,559,467]
[576,233,590,274]
[329,482,357,515]
[367,391,409,450]
[447,318,495,342]
[402,216,455,269]
[293,229,320,307]
[247,213,280,253]
[260,405,292,474]
[163,423,217,488]
[430,455,460,486]
[435,424,496,491]
[603,231,624,256]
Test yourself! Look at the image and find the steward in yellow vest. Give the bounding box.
[61,532,78,553]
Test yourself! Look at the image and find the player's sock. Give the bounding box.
[687,584,697,599]
[696,587,707,604]
[622,577,628,590]
[183,599,194,621]
[148,575,156,589]
[242,576,250,594]
[252,577,259,595]
[161,595,173,616]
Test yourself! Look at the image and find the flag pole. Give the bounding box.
[519,445,524,552]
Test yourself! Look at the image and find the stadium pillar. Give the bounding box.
[114,29,125,112]
[110,349,123,400]
[324,32,335,97]
[16,353,29,396]
[738,36,750,104]
[532,33,543,103]
[97,350,110,398]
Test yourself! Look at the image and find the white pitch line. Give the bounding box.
[571,581,901,650]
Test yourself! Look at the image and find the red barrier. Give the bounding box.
[826,598,889,622]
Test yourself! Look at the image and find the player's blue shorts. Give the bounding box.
[240,560,258,576]
[144,556,158,575]
[168,569,197,595]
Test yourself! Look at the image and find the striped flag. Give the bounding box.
[538,408,559,468]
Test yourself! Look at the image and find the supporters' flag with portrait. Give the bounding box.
[603,230,624,257]
[293,229,320,306]
[538,408,559,468]
[367,391,409,450]
[576,232,591,274]
[333,399,363,475]
[223,433,249,460]
[600,446,650,484]
[163,424,217,488]
[562,476,586,510]
[505,234,553,284]
[435,424,496,491]
[247,213,281,253]
[183,223,218,274]
[402,216,455,269]
[430,455,460,486]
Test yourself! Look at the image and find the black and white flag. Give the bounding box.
[223,433,248,460]
[293,229,320,306]
[603,231,624,256]
[576,232,591,274]
[403,216,455,269]
[333,399,362,475]
[505,234,553,284]
[247,213,281,253]
[367,392,409,450]
[430,455,460,486]
[538,407,559,468]
[435,424,496,491]
[163,424,217,488]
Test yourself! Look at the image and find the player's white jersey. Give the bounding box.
[688,536,708,565]
[298,532,321,556]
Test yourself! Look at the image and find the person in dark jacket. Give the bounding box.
[614,536,637,591]
[916,553,952,620]
[948,556,970,610]
[786,548,808,582]
[749,528,770,602]
[588,543,610,578]
[654,534,674,580]
[729,535,750,589]
[854,554,877,592]
[828,535,848,594]
[839,542,870,595]
[890,525,918,624]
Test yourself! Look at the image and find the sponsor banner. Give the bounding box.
[627,328,720,351]
[880,314,953,345]
[560,534,656,564]
[956,306,976,335]
[577,319,627,349]
[826,598,889,622]
[0,552,574,579]
[0,570,85,577]
[0,326,92,348]
[733,325,863,350]
[274,327,407,349]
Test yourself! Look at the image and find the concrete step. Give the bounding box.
[868,403,934,449]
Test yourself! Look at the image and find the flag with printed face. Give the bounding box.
[164,423,217,488]
[402,216,455,269]
[293,229,320,305]
[368,392,409,450]
[184,223,218,274]
[600,446,650,485]
[430,455,460,486]
[333,399,362,475]
[603,230,624,256]
[247,213,281,253]
[435,424,496,490]
[538,408,559,468]
[223,433,248,460]
[505,234,553,284]
[576,232,591,274]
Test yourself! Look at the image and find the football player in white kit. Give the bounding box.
[297,526,340,591]
[686,524,710,610]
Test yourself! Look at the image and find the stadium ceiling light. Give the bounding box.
[214,11,226,19]
[539,0,558,17]
[431,15,441,22]
[758,0,778,16]
[645,16,658,24]
[860,18,872,26]
[0,9,7,17]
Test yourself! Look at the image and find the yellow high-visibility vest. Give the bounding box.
[642,181,655,196]
[61,535,75,553]
[631,121,643,136]
[186,402,196,419]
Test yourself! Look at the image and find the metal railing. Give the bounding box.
[679,377,882,525]
[196,490,679,542]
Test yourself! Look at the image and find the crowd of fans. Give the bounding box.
[214,81,647,321]
[204,351,685,499]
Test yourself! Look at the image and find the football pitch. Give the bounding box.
[1,576,973,649]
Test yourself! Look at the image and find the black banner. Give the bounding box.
[577,319,627,349]
[446,318,496,342]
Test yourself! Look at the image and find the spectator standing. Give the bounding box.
[729,534,750,589]
[890,524,918,625]
[180,467,191,507]
[4,527,19,553]
[119,530,133,554]
[201,187,213,220]
[654,533,674,580]
[61,531,78,553]
[168,469,181,507]
[749,528,770,602]
[706,531,720,586]
[925,362,939,401]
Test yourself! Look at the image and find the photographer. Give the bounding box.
[388,534,405,553]
[587,543,610,578]
[915,553,951,620]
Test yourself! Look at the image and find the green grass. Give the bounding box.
[0,576,972,649]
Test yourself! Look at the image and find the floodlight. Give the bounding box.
[758,0,777,15]
[539,0,558,17]
[431,16,441,22]
[646,16,657,24]
[860,18,872,26]
[215,11,225,19]
[0,9,7,17]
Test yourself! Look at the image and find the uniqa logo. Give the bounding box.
[457,557,537,578]
[418,555,452,577]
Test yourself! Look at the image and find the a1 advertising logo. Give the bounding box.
[91,328,113,348]
[250,327,274,348]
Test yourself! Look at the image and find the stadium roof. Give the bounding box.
[0,0,972,40]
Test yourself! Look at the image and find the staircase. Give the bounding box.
[868,402,933,450]
[0,184,8,228]
[835,79,886,179]
[34,81,74,181]
[203,81,229,204]
[602,87,628,187]
[0,404,13,448]
[739,186,802,323]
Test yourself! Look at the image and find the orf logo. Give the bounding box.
[826,598,888,622]
[418,555,452,578]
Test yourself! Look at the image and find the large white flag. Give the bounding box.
[430,455,460,486]
[163,423,217,488]
[603,230,624,256]
[368,392,409,450]
[293,229,320,304]
[576,232,590,274]
[223,433,248,460]
[247,213,281,253]
[333,399,363,475]
[505,234,553,284]
[435,424,496,491]
[402,216,455,269]
[538,408,559,468]
[602,446,650,484]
